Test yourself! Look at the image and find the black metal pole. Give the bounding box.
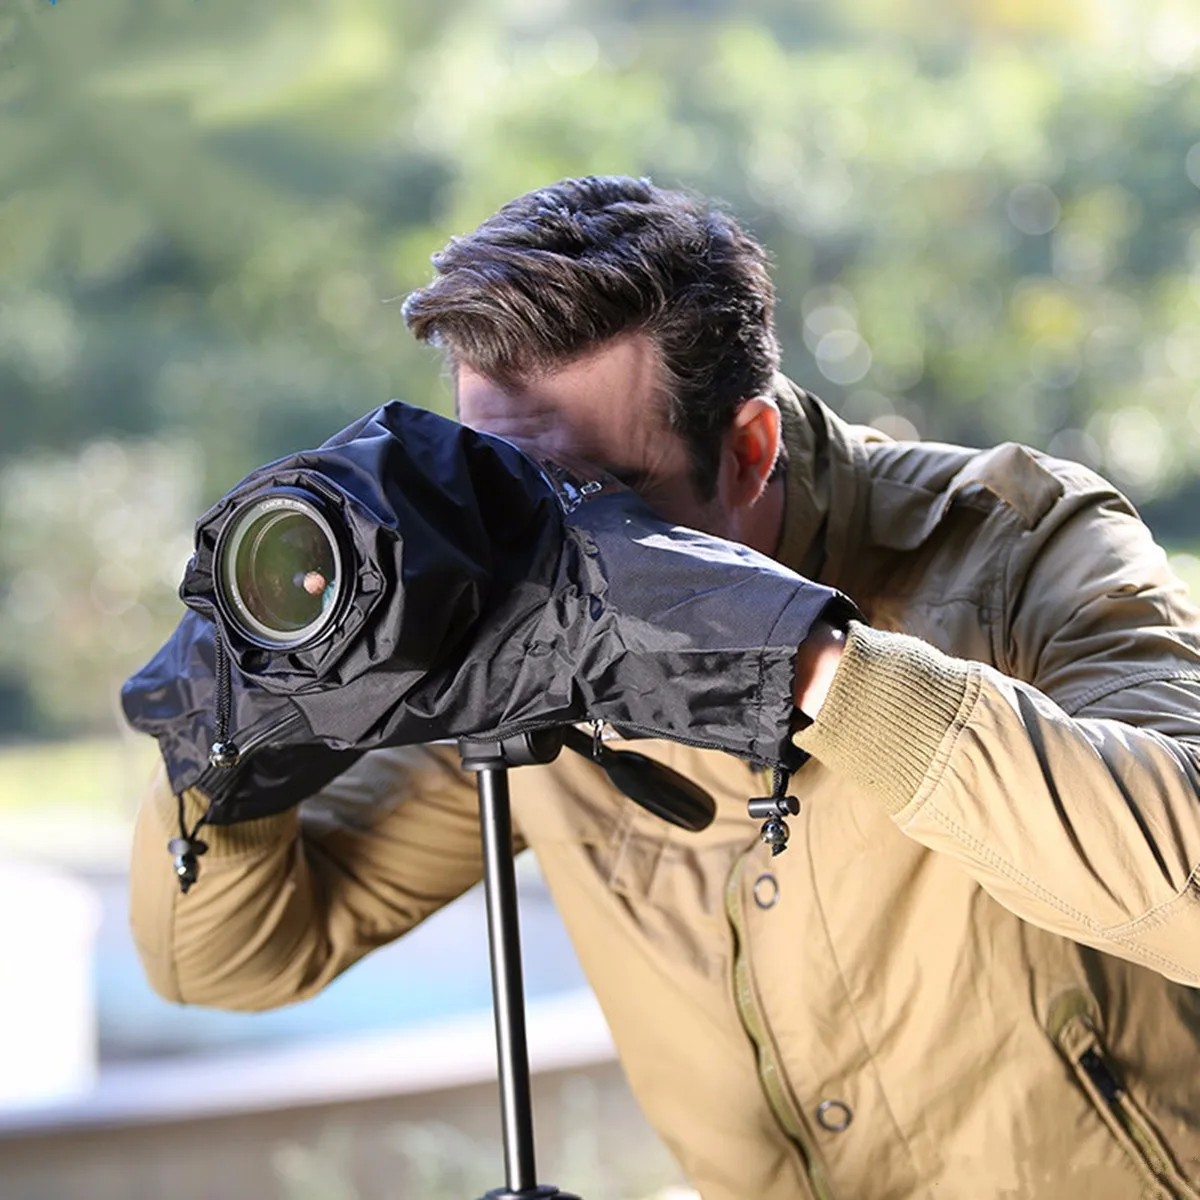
[477,761,538,1194]
[460,733,582,1200]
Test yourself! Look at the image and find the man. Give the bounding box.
[128,176,1200,1199]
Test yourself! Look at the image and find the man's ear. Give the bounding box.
[720,397,782,509]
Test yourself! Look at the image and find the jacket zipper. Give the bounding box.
[1051,996,1200,1200]
[1077,1045,1200,1200]
[724,848,837,1200]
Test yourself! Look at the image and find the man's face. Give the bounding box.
[456,334,730,536]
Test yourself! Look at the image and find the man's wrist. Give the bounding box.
[792,620,847,721]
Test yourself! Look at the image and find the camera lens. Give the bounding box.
[216,491,345,649]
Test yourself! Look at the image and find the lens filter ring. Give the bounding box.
[214,488,348,651]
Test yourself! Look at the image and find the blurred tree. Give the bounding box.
[0,437,199,735]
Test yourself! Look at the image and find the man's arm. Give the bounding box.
[130,743,489,1009]
[792,621,847,719]
[793,483,1200,985]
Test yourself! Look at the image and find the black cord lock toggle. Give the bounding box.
[169,791,214,894]
[167,835,208,893]
[748,767,799,856]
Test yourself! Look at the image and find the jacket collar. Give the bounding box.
[774,374,874,594]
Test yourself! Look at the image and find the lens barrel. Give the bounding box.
[214,489,347,650]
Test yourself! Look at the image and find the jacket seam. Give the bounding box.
[148,778,186,1003]
[802,824,925,1183]
[921,804,1194,979]
[1102,862,1200,937]
[163,855,184,1003]
[1062,668,1200,716]
[724,851,831,1199]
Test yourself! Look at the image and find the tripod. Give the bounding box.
[458,729,583,1200]
[457,723,782,1198]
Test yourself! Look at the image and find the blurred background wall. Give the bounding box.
[1,0,1199,1196]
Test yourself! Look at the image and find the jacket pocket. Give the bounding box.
[1049,991,1200,1200]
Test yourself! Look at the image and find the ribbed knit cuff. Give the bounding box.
[154,783,296,858]
[792,622,976,815]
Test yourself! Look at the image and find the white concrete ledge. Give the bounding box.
[0,988,615,1137]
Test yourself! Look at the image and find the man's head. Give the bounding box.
[403,175,786,548]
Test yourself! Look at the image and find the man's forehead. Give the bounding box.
[454,335,672,434]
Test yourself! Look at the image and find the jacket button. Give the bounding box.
[816,1100,853,1132]
[753,873,779,909]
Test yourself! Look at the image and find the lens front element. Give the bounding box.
[217,492,344,649]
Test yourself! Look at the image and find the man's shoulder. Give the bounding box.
[857,433,1121,552]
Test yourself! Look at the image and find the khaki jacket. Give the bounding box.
[129,383,1200,1199]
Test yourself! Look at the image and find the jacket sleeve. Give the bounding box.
[794,482,1200,985]
[129,742,492,1010]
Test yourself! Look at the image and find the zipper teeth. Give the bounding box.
[1097,1080,1175,1188]
[1075,1036,1198,1198]
[1116,1103,1171,1182]
[194,711,759,803]
[483,716,781,769]
[194,709,305,798]
[1110,1082,1191,1192]
[725,854,836,1200]
[734,952,799,1131]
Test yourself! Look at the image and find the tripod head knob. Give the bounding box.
[459,729,566,771]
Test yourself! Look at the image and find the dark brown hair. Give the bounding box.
[402,176,780,498]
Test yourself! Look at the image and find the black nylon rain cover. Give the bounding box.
[122,400,852,824]
[122,401,564,819]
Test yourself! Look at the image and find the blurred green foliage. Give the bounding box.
[2,0,1200,736]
